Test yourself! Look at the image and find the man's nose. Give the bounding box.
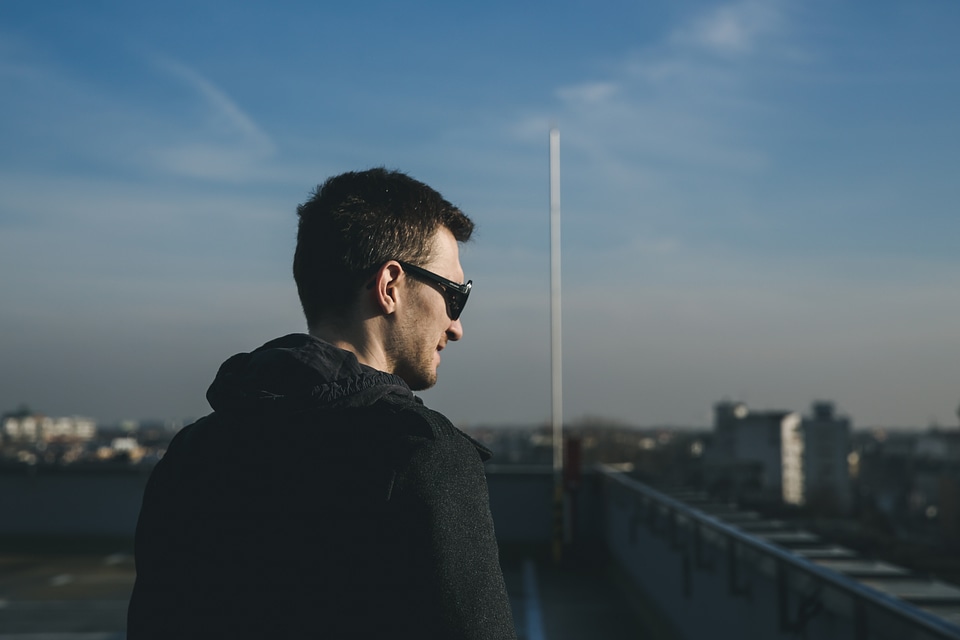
[446,318,463,341]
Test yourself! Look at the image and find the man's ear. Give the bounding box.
[370,261,403,316]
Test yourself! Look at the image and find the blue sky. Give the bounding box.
[2,1,959,428]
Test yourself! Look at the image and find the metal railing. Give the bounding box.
[599,465,960,640]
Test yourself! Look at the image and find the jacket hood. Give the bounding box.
[206,334,415,415]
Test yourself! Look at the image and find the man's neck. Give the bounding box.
[308,324,390,373]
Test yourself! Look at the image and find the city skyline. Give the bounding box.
[2,1,960,428]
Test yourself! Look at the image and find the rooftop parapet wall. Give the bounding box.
[3,462,959,640]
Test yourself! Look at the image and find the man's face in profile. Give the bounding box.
[390,227,466,391]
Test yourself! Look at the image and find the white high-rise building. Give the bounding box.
[782,401,852,514]
[713,401,801,500]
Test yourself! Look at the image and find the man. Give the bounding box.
[127,168,517,639]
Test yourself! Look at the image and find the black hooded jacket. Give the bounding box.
[127,334,516,639]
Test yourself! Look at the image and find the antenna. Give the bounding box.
[549,127,563,476]
[549,127,566,565]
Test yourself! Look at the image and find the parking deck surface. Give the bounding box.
[0,546,657,639]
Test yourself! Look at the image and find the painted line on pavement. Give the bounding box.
[522,557,546,640]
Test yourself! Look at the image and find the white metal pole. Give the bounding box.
[549,128,563,476]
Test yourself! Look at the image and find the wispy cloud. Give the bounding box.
[153,57,273,151]
[670,0,785,56]
[510,1,791,157]
[556,81,620,106]
[147,55,276,181]
[0,41,285,185]
[513,0,796,253]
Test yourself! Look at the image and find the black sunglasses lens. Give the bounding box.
[399,262,468,320]
[447,293,461,320]
[445,290,466,320]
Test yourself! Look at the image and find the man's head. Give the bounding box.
[294,168,474,389]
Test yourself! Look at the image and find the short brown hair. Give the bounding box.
[293,168,474,326]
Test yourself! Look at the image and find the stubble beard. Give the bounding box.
[392,343,438,391]
[389,312,439,392]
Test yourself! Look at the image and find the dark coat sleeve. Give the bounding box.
[395,412,517,640]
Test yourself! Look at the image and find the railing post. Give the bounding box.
[647,499,659,534]
[682,550,693,599]
[670,509,681,550]
[778,560,824,634]
[855,598,869,640]
[628,498,642,546]
[694,521,714,570]
[727,538,751,598]
[777,560,790,633]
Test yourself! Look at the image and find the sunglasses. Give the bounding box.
[397,261,472,321]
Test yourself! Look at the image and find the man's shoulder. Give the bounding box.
[375,394,493,461]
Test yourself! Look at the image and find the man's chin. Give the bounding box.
[397,367,438,392]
